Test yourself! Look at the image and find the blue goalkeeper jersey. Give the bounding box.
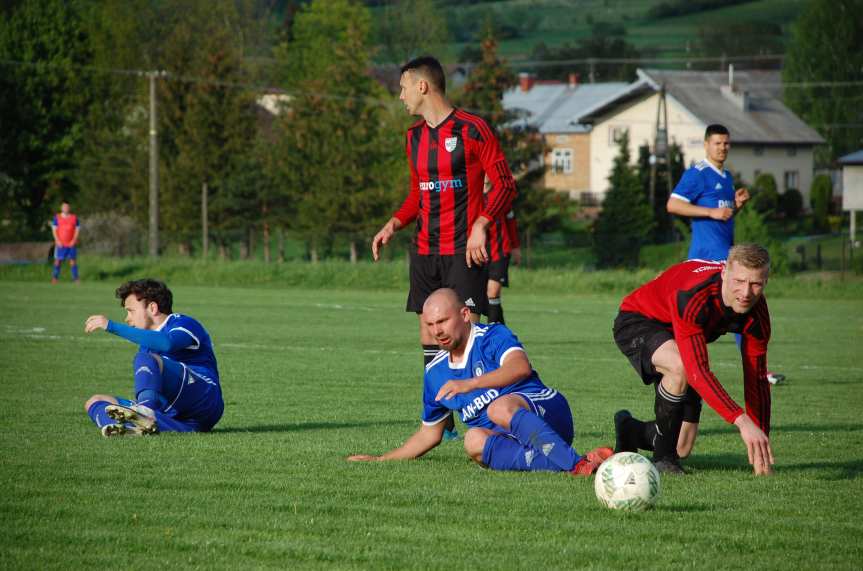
[106,313,219,382]
[422,323,547,429]
[671,159,736,261]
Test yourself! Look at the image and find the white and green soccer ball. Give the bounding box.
[594,452,661,511]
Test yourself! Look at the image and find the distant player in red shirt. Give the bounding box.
[51,202,80,283]
[612,243,774,476]
[485,204,520,324]
[371,56,517,367]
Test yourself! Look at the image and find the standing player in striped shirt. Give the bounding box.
[51,202,80,283]
[485,203,520,325]
[371,56,517,376]
[611,244,775,475]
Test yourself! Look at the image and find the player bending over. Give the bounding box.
[83,279,224,437]
[348,288,611,475]
[612,244,775,475]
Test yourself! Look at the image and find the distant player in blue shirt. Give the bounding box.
[348,288,612,475]
[667,123,750,262]
[83,279,224,437]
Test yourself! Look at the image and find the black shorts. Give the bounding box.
[613,311,703,423]
[406,251,488,315]
[487,255,510,287]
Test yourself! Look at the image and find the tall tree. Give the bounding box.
[0,0,94,238]
[783,0,863,163]
[272,0,402,262]
[637,142,685,243]
[594,131,654,268]
[373,0,448,64]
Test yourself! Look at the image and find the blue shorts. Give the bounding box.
[54,246,77,261]
[512,388,574,445]
[120,356,223,433]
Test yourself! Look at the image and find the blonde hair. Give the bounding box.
[727,243,770,271]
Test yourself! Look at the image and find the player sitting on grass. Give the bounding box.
[612,244,774,475]
[83,279,223,437]
[348,288,612,475]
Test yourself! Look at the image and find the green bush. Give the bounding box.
[810,174,833,231]
[779,188,804,220]
[752,172,779,214]
[734,207,789,275]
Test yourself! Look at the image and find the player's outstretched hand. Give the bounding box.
[371,219,400,262]
[84,315,109,333]
[734,414,775,476]
[709,207,734,221]
[436,379,473,401]
[347,454,381,462]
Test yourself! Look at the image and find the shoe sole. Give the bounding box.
[101,424,127,438]
[614,410,636,454]
[106,405,158,435]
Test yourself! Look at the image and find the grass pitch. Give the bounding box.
[1,281,861,569]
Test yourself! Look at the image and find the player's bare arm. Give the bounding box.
[84,315,109,333]
[667,197,733,221]
[347,420,445,462]
[435,350,532,401]
[734,413,775,476]
[371,217,403,261]
[466,215,490,268]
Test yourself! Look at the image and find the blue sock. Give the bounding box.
[52,264,60,279]
[87,401,115,428]
[509,408,580,471]
[133,352,168,411]
[482,434,562,471]
[71,264,79,280]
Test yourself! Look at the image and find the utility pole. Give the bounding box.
[649,84,671,210]
[147,71,164,258]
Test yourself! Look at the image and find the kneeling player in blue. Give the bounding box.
[83,279,223,437]
[348,288,611,475]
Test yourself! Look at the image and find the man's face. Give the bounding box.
[399,71,423,116]
[61,203,70,215]
[423,302,472,353]
[123,295,156,330]
[704,134,730,165]
[721,261,769,314]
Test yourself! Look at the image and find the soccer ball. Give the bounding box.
[594,452,661,511]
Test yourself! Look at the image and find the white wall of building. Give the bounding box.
[726,146,815,205]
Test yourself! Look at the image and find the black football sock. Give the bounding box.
[653,382,685,461]
[630,417,657,451]
[487,298,504,324]
[422,344,439,368]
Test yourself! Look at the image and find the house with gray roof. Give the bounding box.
[577,68,825,204]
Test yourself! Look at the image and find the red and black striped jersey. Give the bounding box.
[488,209,519,262]
[393,109,517,256]
[620,260,772,430]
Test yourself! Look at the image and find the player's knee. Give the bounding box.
[84,394,115,412]
[463,429,488,463]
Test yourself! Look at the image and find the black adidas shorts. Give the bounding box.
[487,255,510,287]
[613,310,703,424]
[406,251,488,315]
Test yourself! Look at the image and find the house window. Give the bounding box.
[609,126,628,147]
[784,170,799,191]
[580,191,599,207]
[754,146,764,156]
[787,147,797,157]
[552,148,573,174]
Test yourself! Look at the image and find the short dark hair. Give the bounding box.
[401,56,446,94]
[704,124,730,140]
[116,279,173,314]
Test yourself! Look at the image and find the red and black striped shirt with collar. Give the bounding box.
[393,109,517,256]
[488,209,519,262]
[619,260,772,432]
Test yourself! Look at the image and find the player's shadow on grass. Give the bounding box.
[214,419,414,434]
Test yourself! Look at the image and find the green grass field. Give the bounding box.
[1,280,861,569]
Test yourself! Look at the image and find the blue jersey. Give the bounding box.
[422,323,548,429]
[671,159,736,261]
[106,313,219,382]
